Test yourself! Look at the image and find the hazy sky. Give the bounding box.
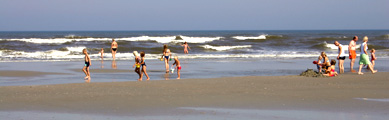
[0,0,388,31]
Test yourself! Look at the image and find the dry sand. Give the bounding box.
[0,72,388,116]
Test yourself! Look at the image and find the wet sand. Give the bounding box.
[0,72,388,119]
[0,70,70,77]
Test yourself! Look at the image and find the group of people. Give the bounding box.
[315,36,377,77]
[82,39,191,81]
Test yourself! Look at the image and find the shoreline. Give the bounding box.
[1,72,389,119]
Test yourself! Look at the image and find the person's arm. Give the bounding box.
[348,41,352,53]
[111,43,113,51]
[88,55,91,66]
[188,45,191,50]
[140,58,145,64]
[373,53,376,60]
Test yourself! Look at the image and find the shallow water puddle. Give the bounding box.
[355,98,389,102]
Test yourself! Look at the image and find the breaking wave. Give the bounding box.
[232,35,266,40]
[0,36,223,44]
[200,45,252,51]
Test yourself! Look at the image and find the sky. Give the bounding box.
[0,0,388,31]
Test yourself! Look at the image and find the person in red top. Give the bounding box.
[348,36,358,72]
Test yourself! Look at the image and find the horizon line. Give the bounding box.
[1,29,389,32]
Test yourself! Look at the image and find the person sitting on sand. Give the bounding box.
[181,42,191,54]
[99,48,104,59]
[132,51,141,81]
[111,39,118,60]
[172,56,181,79]
[334,41,346,73]
[82,48,91,79]
[323,59,338,77]
[321,52,330,71]
[357,36,377,75]
[139,51,150,81]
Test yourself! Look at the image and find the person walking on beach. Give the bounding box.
[370,49,377,70]
[358,36,377,75]
[111,39,118,60]
[181,42,191,54]
[334,41,346,73]
[82,48,91,80]
[162,44,171,73]
[348,36,358,72]
[172,56,181,79]
[139,51,150,80]
[132,51,141,81]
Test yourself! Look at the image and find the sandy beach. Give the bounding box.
[1,72,388,119]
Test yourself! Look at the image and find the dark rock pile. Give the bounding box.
[300,69,326,77]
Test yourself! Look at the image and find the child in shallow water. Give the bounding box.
[139,51,150,81]
[172,56,181,79]
[82,48,91,79]
[132,51,141,81]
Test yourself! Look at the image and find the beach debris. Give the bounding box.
[299,69,325,77]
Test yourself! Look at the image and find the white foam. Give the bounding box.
[325,42,361,50]
[66,46,86,52]
[232,35,266,40]
[200,45,252,51]
[2,36,222,44]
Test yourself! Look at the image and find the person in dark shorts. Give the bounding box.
[334,41,345,73]
[111,39,118,60]
[82,48,91,80]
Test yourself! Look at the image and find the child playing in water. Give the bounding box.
[323,59,338,77]
[132,51,141,81]
[82,48,91,79]
[370,49,376,70]
[99,48,104,59]
[139,51,150,80]
[172,56,181,79]
[181,42,191,54]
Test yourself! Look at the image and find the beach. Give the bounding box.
[1,72,389,119]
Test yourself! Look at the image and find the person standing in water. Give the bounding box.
[358,36,377,75]
[172,56,181,79]
[348,36,358,72]
[162,44,171,73]
[111,39,118,60]
[82,48,91,80]
[181,42,191,54]
[334,41,345,73]
[99,48,104,59]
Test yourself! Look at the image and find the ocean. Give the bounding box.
[1,30,388,61]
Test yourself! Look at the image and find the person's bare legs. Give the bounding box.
[177,69,180,79]
[82,66,88,79]
[339,60,344,73]
[368,64,377,74]
[358,64,364,75]
[112,50,116,60]
[371,61,375,70]
[87,67,90,78]
[135,68,141,81]
[165,58,169,73]
[142,66,150,80]
[350,59,356,72]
